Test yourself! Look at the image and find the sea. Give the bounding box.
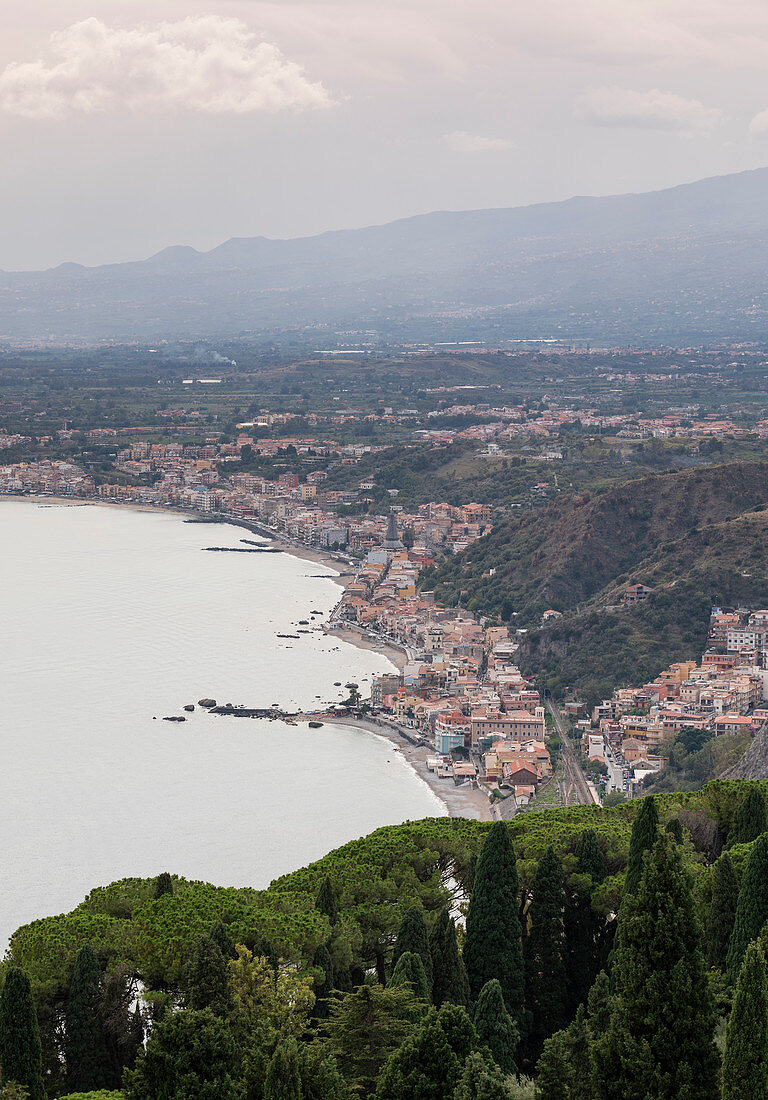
[0,501,444,950]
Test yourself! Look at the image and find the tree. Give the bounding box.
[323,983,419,1095]
[574,829,605,884]
[265,1037,303,1100]
[452,1051,510,1100]
[312,944,335,1020]
[124,1008,240,1100]
[473,979,518,1074]
[230,945,315,1038]
[593,836,719,1100]
[722,941,768,1100]
[564,833,605,1014]
[705,850,738,970]
[390,952,430,1002]
[296,1043,351,1100]
[665,817,683,844]
[430,909,470,1008]
[729,785,767,847]
[727,834,768,983]
[209,919,235,960]
[463,822,525,1023]
[316,877,339,926]
[65,944,114,1093]
[524,846,567,1057]
[623,796,658,896]
[0,968,45,1100]
[186,935,232,1017]
[375,1009,462,1100]
[153,872,173,899]
[393,907,433,989]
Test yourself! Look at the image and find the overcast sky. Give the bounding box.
[2,0,768,269]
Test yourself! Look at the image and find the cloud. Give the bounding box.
[442,130,514,152]
[749,108,768,137]
[577,86,723,134]
[0,16,333,119]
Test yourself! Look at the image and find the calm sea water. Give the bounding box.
[0,502,443,949]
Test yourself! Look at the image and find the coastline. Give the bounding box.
[2,494,476,817]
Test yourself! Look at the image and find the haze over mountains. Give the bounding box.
[4,167,768,345]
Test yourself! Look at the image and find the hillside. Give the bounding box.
[4,168,768,341]
[427,462,768,703]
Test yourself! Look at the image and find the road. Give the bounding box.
[546,697,597,806]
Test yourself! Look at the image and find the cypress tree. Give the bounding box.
[705,850,738,970]
[665,817,683,844]
[722,941,768,1100]
[186,934,233,1016]
[434,1002,477,1062]
[729,784,767,847]
[153,871,173,898]
[727,834,768,983]
[453,1051,510,1100]
[316,876,339,926]
[473,978,518,1073]
[586,971,612,1036]
[311,944,335,1019]
[393,906,433,989]
[390,951,431,1002]
[463,821,524,1023]
[0,967,45,1100]
[374,1008,461,1100]
[564,830,606,1015]
[429,909,470,1008]
[265,1036,303,1100]
[524,846,567,1056]
[65,943,114,1093]
[124,1007,239,1100]
[624,795,659,896]
[593,835,719,1100]
[575,829,606,883]
[210,918,236,959]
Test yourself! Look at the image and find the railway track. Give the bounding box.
[547,697,596,806]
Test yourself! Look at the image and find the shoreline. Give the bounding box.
[2,494,478,816]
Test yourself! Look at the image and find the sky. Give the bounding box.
[2,0,768,270]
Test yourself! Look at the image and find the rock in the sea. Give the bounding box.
[198,698,217,708]
[163,716,186,722]
[184,705,195,712]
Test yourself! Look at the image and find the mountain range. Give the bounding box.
[3,167,768,344]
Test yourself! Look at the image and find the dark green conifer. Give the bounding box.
[463,821,524,1022]
[153,871,173,898]
[564,830,607,1015]
[593,835,719,1100]
[473,978,518,1074]
[665,817,683,844]
[729,784,767,847]
[575,829,606,883]
[316,876,339,926]
[393,906,433,989]
[0,967,45,1100]
[524,846,567,1056]
[124,1007,239,1100]
[430,909,470,1008]
[585,971,612,1035]
[390,951,431,1002]
[624,795,659,896]
[186,935,233,1017]
[452,1050,510,1100]
[374,1008,461,1100]
[265,1036,303,1100]
[705,850,738,970]
[312,944,335,1019]
[722,941,768,1100]
[65,943,114,1093]
[535,1005,592,1100]
[435,1002,477,1062]
[727,834,768,983]
[210,918,235,959]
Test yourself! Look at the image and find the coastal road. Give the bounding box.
[546,697,596,806]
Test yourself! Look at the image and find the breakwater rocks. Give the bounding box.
[203,546,281,553]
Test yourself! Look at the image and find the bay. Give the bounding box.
[0,501,444,949]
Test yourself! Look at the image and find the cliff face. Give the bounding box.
[724,724,768,781]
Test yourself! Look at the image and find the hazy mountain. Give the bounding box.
[3,167,768,344]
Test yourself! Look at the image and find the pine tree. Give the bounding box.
[452,1050,510,1100]
[265,1037,303,1100]
[593,835,719,1100]
[729,784,767,847]
[316,877,339,926]
[463,822,525,1023]
[393,906,433,989]
[473,978,518,1074]
[153,871,173,898]
[186,935,233,1016]
[375,1009,461,1100]
[705,850,738,970]
[210,918,235,959]
[0,968,45,1100]
[390,952,431,1002]
[323,983,418,1095]
[524,846,567,1057]
[65,943,114,1093]
[430,909,470,1008]
[624,795,659,896]
[727,834,768,983]
[722,941,768,1100]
